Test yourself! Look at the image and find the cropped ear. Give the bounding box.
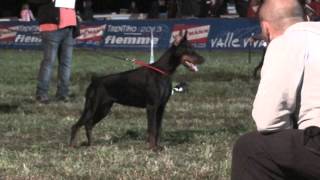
[183,30,188,41]
[179,30,184,37]
[173,31,183,46]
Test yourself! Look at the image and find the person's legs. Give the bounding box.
[231,131,285,180]
[56,28,74,99]
[36,31,61,101]
[231,128,320,180]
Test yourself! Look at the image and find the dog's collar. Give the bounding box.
[134,60,168,76]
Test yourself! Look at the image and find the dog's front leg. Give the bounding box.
[146,105,159,151]
[155,104,165,145]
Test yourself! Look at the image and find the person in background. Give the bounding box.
[158,0,168,18]
[35,0,77,103]
[235,0,250,17]
[231,0,320,179]
[128,1,139,14]
[81,0,94,21]
[167,0,178,18]
[306,0,320,20]
[247,0,261,18]
[148,0,160,18]
[20,3,35,21]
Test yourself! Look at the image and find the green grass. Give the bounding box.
[0,49,262,179]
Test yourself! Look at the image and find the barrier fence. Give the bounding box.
[0,18,265,50]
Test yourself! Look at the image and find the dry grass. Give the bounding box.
[0,49,263,179]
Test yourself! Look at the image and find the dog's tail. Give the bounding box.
[83,81,101,115]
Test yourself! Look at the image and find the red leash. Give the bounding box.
[102,54,168,76]
[133,59,168,76]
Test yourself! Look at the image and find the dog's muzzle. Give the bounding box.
[181,55,204,72]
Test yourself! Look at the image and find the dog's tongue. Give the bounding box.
[185,61,198,72]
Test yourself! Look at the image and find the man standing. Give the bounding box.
[36,0,77,103]
[231,0,320,179]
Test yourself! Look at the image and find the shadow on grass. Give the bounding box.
[94,126,248,147]
[1,127,72,152]
[0,103,19,113]
[163,127,248,146]
[94,129,145,146]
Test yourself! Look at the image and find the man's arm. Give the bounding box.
[252,36,305,133]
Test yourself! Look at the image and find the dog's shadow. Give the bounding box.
[0,97,45,114]
[0,103,19,113]
[163,128,233,146]
[94,128,231,147]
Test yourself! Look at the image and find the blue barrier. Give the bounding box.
[0,18,265,50]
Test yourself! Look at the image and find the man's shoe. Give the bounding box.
[36,95,50,104]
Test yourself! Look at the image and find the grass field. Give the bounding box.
[0,48,262,179]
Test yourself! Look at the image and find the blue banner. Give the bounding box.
[0,21,41,49]
[0,18,265,50]
[102,20,171,49]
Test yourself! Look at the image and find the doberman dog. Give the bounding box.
[69,32,205,151]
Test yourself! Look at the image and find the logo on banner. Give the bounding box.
[0,25,41,45]
[170,24,210,48]
[104,25,164,48]
[77,25,106,43]
[0,26,17,43]
[210,29,265,49]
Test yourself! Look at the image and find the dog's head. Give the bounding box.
[172,31,205,72]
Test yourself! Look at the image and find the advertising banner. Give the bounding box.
[0,22,40,48]
[76,24,106,47]
[102,20,171,49]
[0,18,265,50]
[208,18,264,49]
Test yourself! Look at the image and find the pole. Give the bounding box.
[149,29,155,64]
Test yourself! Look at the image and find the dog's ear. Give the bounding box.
[179,30,184,37]
[173,31,184,46]
[183,30,188,41]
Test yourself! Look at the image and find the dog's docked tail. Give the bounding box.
[83,80,101,116]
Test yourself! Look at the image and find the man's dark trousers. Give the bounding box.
[231,127,320,180]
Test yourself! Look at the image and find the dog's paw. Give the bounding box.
[69,140,78,148]
[148,145,164,152]
[69,144,77,148]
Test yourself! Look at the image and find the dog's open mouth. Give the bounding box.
[182,55,199,72]
[184,60,198,72]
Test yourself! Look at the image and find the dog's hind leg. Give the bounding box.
[84,101,113,146]
[69,109,94,147]
[70,83,97,147]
